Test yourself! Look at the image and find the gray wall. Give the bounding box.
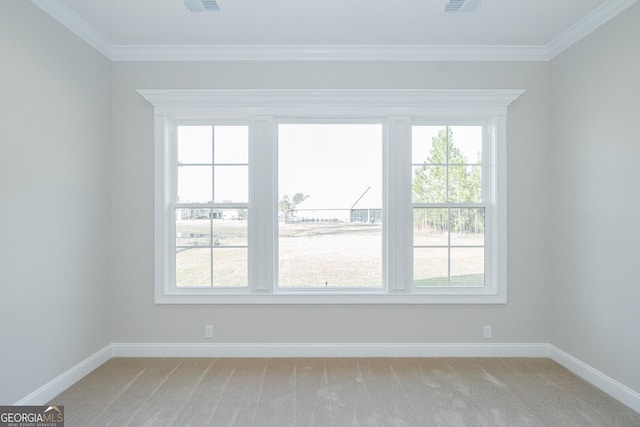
[0,2,112,404]
[549,3,640,392]
[110,61,552,344]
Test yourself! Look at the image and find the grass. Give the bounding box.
[176,247,247,288]
[414,274,484,287]
[175,220,484,288]
[176,219,247,287]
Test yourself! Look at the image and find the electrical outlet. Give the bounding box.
[205,324,214,338]
[483,325,492,339]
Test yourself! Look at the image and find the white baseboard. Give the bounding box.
[14,344,113,405]
[110,342,550,358]
[549,345,640,414]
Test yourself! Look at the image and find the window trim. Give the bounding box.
[139,89,523,304]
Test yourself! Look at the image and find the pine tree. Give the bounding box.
[412,127,483,235]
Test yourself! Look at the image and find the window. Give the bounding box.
[174,125,249,288]
[278,124,383,289]
[412,125,485,288]
[140,89,522,304]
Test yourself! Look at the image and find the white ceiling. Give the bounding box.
[32,0,639,61]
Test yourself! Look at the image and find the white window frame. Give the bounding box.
[410,120,491,294]
[170,119,250,291]
[139,89,524,304]
[275,118,386,293]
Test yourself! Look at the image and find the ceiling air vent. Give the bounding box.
[444,0,483,13]
[184,0,220,12]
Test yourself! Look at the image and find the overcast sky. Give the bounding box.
[175,124,482,205]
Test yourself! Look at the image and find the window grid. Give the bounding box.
[412,126,486,288]
[174,125,249,289]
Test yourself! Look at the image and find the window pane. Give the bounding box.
[278,124,383,288]
[412,126,446,164]
[214,166,248,203]
[414,248,448,287]
[449,126,482,165]
[176,248,211,287]
[178,166,212,202]
[213,209,247,246]
[412,125,487,291]
[214,126,248,164]
[279,218,382,288]
[412,165,446,203]
[279,124,382,204]
[176,209,211,247]
[212,248,247,287]
[450,208,484,246]
[450,248,484,287]
[178,126,212,164]
[413,208,448,246]
[448,165,482,203]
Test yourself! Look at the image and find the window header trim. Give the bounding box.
[138,89,525,117]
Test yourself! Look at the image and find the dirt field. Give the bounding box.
[175,220,483,288]
[278,223,383,287]
[175,219,247,287]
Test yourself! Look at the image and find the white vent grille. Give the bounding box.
[444,0,465,13]
[184,0,220,12]
[200,0,220,11]
[444,0,483,14]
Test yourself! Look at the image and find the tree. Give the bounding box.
[279,192,309,223]
[412,128,483,235]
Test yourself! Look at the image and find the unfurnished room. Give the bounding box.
[1,0,639,426]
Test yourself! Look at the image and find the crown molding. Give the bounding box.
[546,0,639,59]
[112,44,550,62]
[31,0,638,62]
[31,0,113,59]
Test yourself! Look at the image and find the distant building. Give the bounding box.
[178,209,225,220]
[178,209,213,220]
[284,186,382,224]
[349,186,382,224]
[178,208,244,221]
[350,208,382,224]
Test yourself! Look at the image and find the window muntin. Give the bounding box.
[174,125,249,288]
[412,126,485,288]
[277,124,383,289]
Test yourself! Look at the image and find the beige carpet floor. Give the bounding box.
[50,357,640,427]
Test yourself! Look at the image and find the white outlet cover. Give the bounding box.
[483,325,492,339]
